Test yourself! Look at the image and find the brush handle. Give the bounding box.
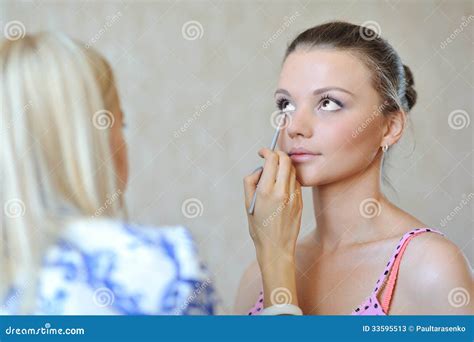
[248,190,258,215]
[248,122,282,215]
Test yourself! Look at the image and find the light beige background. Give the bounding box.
[2,0,472,313]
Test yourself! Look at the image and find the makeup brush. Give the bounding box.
[248,113,286,215]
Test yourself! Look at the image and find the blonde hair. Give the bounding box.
[1,32,124,313]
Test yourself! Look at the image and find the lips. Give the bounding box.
[288,148,321,163]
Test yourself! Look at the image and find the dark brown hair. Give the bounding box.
[284,21,417,114]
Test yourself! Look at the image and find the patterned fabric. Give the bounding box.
[248,227,445,315]
[1,219,217,315]
[351,228,444,315]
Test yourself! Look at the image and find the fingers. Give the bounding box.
[257,148,279,192]
[245,148,297,213]
[243,167,263,209]
[289,165,296,195]
[295,178,302,206]
[275,151,292,194]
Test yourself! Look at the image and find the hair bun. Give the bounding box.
[403,64,417,111]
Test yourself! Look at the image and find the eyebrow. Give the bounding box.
[274,87,355,97]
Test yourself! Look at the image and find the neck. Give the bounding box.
[312,155,391,252]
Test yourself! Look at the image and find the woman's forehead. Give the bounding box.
[278,49,372,95]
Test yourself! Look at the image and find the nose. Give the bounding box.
[286,107,314,139]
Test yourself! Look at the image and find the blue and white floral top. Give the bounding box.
[1,219,217,315]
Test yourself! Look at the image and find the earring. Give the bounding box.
[382,144,389,153]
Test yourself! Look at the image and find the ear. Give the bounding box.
[382,110,406,147]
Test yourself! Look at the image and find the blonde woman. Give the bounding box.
[1,32,216,315]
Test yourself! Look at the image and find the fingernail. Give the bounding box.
[251,166,263,174]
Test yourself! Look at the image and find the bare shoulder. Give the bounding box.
[397,230,473,314]
[406,231,472,281]
[233,259,262,314]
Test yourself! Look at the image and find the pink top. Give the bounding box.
[248,227,445,315]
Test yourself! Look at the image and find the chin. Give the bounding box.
[295,171,321,187]
[295,162,338,187]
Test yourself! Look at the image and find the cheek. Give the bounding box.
[277,133,288,151]
[319,118,380,170]
[278,116,381,186]
[315,120,371,180]
[318,119,352,151]
[348,114,384,159]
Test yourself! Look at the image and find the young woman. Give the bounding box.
[1,32,216,315]
[236,21,473,315]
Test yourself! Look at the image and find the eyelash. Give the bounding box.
[320,94,343,109]
[275,94,344,112]
[276,98,290,111]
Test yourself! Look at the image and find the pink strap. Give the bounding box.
[380,233,417,314]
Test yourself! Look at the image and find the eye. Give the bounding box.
[276,98,296,113]
[320,95,343,111]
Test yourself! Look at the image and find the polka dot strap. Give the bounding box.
[376,228,445,313]
[248,291,264,315]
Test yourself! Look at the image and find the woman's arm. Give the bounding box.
[243,148,303,310]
